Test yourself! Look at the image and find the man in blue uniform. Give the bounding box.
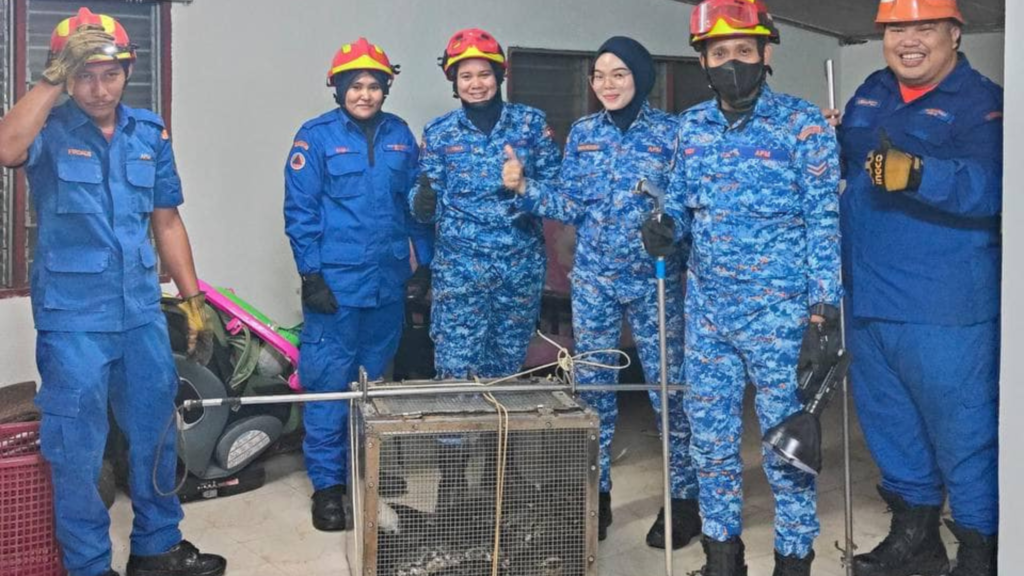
[0,9,224,576]
[284,37,433,532]
[642,1,841,574]
[410,28,561,380]
[829,2,1001,574]
[502,36,700,549]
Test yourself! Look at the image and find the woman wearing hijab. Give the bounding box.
[410,28,561,381]
[502,36,699,548]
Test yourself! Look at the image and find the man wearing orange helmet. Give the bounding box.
[0,7,224,576]
[284,37,433,533]
[830,2,1002,575]
[410,28,560,381]
[644,1,842,574]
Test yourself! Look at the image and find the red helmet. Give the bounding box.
[439,28,506,80]
[875,0,965,24]
[48,7,136,64]
[327,37,399,87]
[690,0,781,48]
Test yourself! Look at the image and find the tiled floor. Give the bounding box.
[107,388,959,576]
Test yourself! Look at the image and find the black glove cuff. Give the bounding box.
[810,302,840,323]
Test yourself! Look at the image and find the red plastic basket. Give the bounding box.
[0,421,64,576]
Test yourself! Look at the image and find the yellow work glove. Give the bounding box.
[865,131,924,193]
[177,292,213,365]
[42,27,117,86]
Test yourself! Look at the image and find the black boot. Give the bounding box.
[772,549,814,576]
[646,498,702,549]
[699,535,748,576]
[125,540,226,576]
[598,491,613,541]
[311,484,347,532]
[945,519,997,576]
[852,486,949,576]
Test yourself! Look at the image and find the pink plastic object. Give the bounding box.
[197,280,304,391]
[0,421,64,576]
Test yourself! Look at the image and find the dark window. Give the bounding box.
[0,1,169,293]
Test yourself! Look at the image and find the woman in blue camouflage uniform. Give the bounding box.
[501,36,700,549]
[409,28,561,380]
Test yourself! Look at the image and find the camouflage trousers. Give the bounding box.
[431,246,545,379]
[573,268,697,499]
[684,279,818,557]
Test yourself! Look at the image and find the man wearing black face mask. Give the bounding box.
[640,1,842,575]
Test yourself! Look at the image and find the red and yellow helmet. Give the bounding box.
[875,0,964,24]
[690,0,781,47]
[48,7,135,64]
[327,37,399,87]
[439,28,506,80]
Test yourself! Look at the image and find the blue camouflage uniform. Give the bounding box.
[517,101,696,498]
[412,103,561,378]
[284,109,433,491]
[665,85,842,557]
[29,100,185,576]
[838,55,1002,535]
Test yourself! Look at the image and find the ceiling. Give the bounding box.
[671,0,1005,43]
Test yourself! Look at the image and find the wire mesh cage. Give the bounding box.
[350,386,600,576]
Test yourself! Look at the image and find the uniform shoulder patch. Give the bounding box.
[161,129,170,141]
[798,125,824,141]
[985,111,1003,122]
[293,140,309,150]
[543,124,555,140]
[289,151,306,171]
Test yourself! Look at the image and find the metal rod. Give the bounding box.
[182,381,687,410]
[656,261,674,574]
[827,56,856,576]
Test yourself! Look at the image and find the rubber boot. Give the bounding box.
[598,491,613,541]
[772,550,814,576]
[852,486,949,576]
[646,498,702,549]
[945,519,997,576]
[125,540,226,576]
[699,535,748,576]
[436,443,469,513]
[310,484,347,532]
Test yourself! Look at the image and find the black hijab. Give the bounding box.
[596,36,655,133]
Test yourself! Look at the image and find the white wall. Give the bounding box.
[1000,1,1020,568]
[836,31,1005,107]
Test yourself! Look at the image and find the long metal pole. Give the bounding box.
[182,381,687,410]
[826,58,856,576]
[656,255,674,575]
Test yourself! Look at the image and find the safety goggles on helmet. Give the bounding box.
[689,0,780,47]
[327,37,399,87]
[875,0,965,25]
[439,28,506,80]
[48,7,136,64]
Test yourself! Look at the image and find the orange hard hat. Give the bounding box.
[439,28,506,80]
[875,0,965,24]
[327,37,399,87]
[48,7,135,64]
[690,0,781,47]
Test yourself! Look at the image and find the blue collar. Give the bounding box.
[63,99,132,134]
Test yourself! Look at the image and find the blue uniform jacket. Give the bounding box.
[27,101,180,333]
[518,101,684,299]
[839,55,1003,325]
[284,109,433,308]
[667,85,843,318]
[412,103,561,256]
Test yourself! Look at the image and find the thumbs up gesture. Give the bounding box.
[502,144,526,195]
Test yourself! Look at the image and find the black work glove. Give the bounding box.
[301,273,339,315]
[865,130,923,193]
[640,214,677,258]
[407,266,432,300]
[796,303,842,404]
[413,174,438,221]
